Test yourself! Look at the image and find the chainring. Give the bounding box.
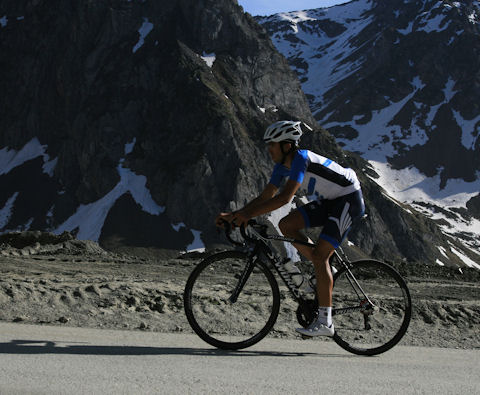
[296,299,318,328]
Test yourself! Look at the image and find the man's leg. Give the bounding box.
[295,239,336,337]
[311,239,335,307]
[278,211,314,261]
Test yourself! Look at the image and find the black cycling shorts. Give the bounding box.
[297,189,365,248]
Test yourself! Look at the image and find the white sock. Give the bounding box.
[317,307,332,327]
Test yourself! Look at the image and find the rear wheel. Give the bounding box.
[184,251,280,350]
[332,260,411,356]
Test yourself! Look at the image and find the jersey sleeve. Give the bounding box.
[289,150,309,184]
[268,164,284,187]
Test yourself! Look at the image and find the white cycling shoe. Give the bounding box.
[296,320,335,337]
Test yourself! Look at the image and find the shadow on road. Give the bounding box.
[0,339,352,358]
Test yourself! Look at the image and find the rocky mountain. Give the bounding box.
[0,0,313,249]
[0,0,478,269]
[257,0,480,267]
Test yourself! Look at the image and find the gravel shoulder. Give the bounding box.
[0,232,479,349]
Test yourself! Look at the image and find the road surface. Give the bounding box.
[0,322,478,394]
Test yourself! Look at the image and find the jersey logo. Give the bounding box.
[329,202,352,236]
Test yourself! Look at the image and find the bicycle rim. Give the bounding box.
[184,251,280,350]
[332,260,412,356]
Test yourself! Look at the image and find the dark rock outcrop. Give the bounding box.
[0,0,313,246]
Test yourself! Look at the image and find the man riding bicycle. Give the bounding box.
[216,120,365,337]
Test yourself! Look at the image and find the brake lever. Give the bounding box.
[240,220,257,243]
[219,219,245,247]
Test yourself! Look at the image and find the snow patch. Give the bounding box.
[443,77,457,101]
[468,11,478,24]
[172,222,186,232]
[452,111,480,149]
[278,11,315,33]
[22,217,34,231]
[398,21,413,35]
[132,18,154,53]
[369,161,480,250]
[42,157,58,177]
[435,259,445,266]
[418,12,450,33]
[55,160,164,241]
[186,229,205,253]
[0,138,57,177]
[323,76,425,158]
[124,138,136,155]
[46,205,55,218]
[437,246,449,259]
[0,192,19,230]
[450,247,480,270]
[201,53,216,68]
[369,162,480,210]
[398,5,450,34]
[173,223,205,252]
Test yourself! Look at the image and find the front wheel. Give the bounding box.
[332,260,412,356]
[184,250,280,350]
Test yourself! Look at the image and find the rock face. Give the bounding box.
[0,0,313,248]
[0,0,478,268]
[257,0,480,264]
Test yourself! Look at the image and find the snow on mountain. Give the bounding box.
[258,0,480,260]
[201,52,216,68]
[266,0,375,115]
[0,138,205,252]
[132,18,154,53]
[0,138,57,177]
[0,192,18,229]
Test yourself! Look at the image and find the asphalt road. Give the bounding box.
[0,322,478,394]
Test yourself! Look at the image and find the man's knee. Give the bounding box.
[312,241,335,263]
[278,216,299,236]
[278,216,290,235]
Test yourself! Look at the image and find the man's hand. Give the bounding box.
[215,210,251,229]
[231,210,250,228]
[215,212,234,228]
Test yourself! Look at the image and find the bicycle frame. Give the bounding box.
[238,225,376,316]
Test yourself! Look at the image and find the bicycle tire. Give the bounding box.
[184,250,280,350]
[332,259,412,356]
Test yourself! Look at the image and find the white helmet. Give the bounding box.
[263,121,302,144]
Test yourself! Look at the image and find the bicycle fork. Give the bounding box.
[227,250,258,304]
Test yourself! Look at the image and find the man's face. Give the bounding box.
[267,141,286,163]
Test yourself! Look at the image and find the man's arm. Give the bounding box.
[241,183,278,213]
[232,179,301,226]
[215,183,278,227]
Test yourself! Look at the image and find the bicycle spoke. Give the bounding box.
[184,251,280,349]
[332,260,411,355]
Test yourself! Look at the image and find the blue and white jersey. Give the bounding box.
[269,150,361,200]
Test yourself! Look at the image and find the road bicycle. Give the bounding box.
[183,220,412,356]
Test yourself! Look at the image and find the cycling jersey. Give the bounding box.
[268,150,361,200]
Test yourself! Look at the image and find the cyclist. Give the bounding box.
[216,120,365,337]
